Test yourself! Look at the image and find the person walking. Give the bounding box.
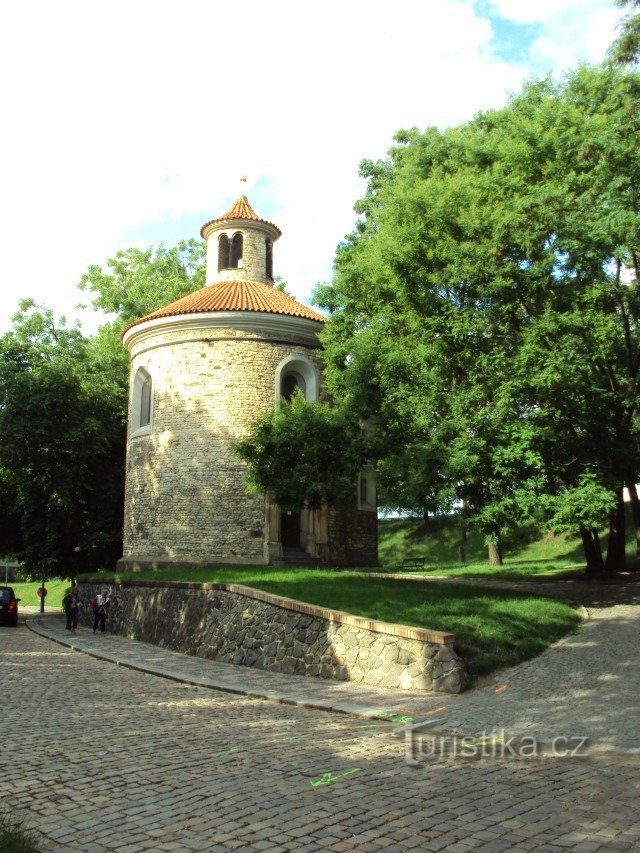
[91,587,111,634]
[63,586,81,633]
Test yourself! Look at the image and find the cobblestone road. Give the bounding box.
[2,623,640,852]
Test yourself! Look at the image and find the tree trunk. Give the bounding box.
[422,508,430,530]
[487,538,503,566]
[625,482,640,566]
[458,522,467,564]
[580,524,606,575]
[593,529,604,566]
[604,491,626,573]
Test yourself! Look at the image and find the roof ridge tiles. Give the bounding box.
[200,195,282,238]
[123,280,325,334]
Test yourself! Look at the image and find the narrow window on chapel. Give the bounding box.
[140,374,152,427]
[218,234,230,270]
[230,233,243,268]
[265,238,273,278]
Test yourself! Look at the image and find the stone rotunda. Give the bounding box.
[118,196,378,570]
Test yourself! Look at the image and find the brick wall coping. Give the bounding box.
[80,578,455,646]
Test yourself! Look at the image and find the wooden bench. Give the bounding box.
[394,557,427,571]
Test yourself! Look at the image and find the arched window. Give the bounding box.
[281,371,306,401]
[265,238,273,278]
[230,232,243,268]
[218,234,230,271]
[131,367,153,436]
[275,355,318,405]
[140,374,152,427]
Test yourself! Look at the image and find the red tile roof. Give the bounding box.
[124,280,326,333]
[200,196,281,238]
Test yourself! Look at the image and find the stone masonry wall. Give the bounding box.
[205,226,275,286]
[324,505,378,566]
[122,326,326,565]
[78,580,467,693]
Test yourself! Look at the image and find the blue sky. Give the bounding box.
[0,0,624,333]
[474,1,543,64]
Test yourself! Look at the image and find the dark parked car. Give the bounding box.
[0,586,20,626]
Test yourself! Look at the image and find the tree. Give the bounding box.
[78,239,206,327]
[316,63,640,574]
[235,393,367,512]
[0,302,126,578]
[610,0,640,64]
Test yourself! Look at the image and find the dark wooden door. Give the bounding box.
[281,511,301,548]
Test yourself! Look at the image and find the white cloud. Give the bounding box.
[487,0,621,68]
[0,0,622,332]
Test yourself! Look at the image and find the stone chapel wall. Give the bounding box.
[121,325,325,566]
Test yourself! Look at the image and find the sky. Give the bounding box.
[0,0,624,334]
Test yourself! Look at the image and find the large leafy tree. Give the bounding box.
[316,63,640,573]
[610,0,640,64]
[0,239,206,577]
[79,239,206,327]
[0,302,126,577]
[235,393,367,512]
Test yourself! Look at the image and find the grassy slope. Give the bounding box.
[79,566,580,678]
[12,515,596,678]
[10,580,68,608]
[378,511,639,577]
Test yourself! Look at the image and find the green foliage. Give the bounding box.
[316,63,640,568]
[78,239,206,326]
[378,515,591,577]
[0,302,126,575]
[235,393,367,510]
[610,0,640,64]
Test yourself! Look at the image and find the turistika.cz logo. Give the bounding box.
[395,719,589,766]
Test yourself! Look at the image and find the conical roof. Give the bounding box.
[123,280,325,333]
[200,195,282,238]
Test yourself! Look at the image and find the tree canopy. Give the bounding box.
[0,237,207,575]
[78,239,206,327]
[315,62,640,572]
[0,302,126,575]
[610,0,640,64]
[235,393,367,511]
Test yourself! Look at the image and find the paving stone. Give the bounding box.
[4,612,639,851]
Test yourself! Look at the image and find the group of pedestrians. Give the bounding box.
[63,587,111,635]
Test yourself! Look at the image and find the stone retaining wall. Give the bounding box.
[79,580,467,693]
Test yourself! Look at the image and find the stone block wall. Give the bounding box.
[122,326,326,565]
[323,506,378,566]
[78,580,467,693]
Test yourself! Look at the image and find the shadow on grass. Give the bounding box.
[90,566,582,682]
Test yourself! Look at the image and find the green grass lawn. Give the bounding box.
[10,579,68,609]
[378,512,640,579]
[81,565,581,679]
[12,512,596,680]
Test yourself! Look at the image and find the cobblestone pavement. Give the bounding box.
[3,622,640,852]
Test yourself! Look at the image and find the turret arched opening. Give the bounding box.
[218,234,230,271]
[230,232,243,268]
[265,238,273,279]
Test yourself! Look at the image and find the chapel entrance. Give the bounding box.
[280,511,301,548]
